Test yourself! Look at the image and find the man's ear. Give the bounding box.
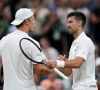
[25,19,29,25]
[78,20,82,27]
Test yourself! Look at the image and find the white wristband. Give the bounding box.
[56,60,65,68]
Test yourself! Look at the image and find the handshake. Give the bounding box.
[44,55,68,69]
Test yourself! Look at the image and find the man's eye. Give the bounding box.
[69,21,72,23]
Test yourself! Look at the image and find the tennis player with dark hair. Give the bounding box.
[44,12,98,90]
[0,8,54,90]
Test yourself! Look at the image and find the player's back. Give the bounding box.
[0,30,37,90]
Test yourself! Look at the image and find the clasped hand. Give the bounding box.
[44,55,67,69]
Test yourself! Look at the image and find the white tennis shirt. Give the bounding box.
[0,30,46,90]
[68,32,96,89]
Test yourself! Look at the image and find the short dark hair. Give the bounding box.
[67,12,86,27]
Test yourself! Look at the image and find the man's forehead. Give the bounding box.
[68,16,75,21]
[68,16,75,20]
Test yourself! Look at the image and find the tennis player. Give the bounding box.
[44,12,98,90]
[0,8,54,90]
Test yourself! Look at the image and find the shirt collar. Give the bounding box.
[73,32,86,43]
[15,29,28,36]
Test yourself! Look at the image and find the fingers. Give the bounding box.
[61,55,66,60]
[44,61,52,69]
[57,57,61,60]
[44,60,57,69]
[57,55,66,60]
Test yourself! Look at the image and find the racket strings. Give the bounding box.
[19,38,44,64]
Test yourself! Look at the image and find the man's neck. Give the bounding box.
[17,27,28,34]
[73,29,83,39]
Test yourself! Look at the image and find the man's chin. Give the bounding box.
[29,29,34,32]
[68,31,73,35]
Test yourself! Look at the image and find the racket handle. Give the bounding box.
[53,68,68,79]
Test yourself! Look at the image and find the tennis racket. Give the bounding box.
[19,38,68,79]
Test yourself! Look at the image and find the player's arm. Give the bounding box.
[64,57,84,68]
[33,64,54,76]
[44,57,84,70]
[32,52,54,76]
[55,56,83,76]
[44,39,91,69]
[33,52,54,76]
[57,67,72,76]
[56,55,72,76]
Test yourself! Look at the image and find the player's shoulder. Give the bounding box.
[26,36,40,48]
[0,33,13,47]
[2,31,16,39]
[80,34,94,47]
[28,36,39,44]
[0,34,10,42]
[82,35,93,44]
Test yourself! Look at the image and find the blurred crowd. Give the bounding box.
[0,0,100,90]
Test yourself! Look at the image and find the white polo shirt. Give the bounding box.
[0,30,46,90]
[68,32,96,89]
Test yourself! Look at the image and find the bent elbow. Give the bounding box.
[68,72,72,76]
[66,72,72,76]
[76,66,80,68]
[75,63,81,68]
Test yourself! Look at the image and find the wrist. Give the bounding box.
[56,60,65,68]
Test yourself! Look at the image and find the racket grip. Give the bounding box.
[53,68,68,79]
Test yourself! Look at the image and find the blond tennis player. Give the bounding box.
[0,8,55,90]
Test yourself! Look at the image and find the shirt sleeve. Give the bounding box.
[76,39,92,61]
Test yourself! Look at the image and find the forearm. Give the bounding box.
[64,59,82,68]
[57,59,81,68]
[39,66,54,76]
[58,67,72,76]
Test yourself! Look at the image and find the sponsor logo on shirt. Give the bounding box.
[90,85,97,88]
